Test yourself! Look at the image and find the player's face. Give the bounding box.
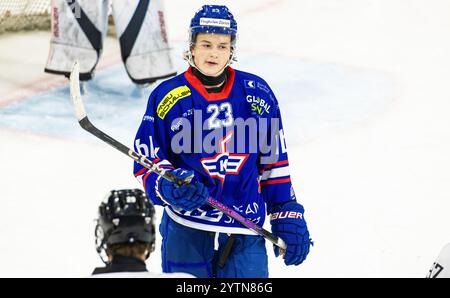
[192,33,232,77]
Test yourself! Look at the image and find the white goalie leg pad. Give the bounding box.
[45,0,109,80]
[427,242,450,278]
[111,0,176,84]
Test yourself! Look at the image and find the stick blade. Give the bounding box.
[69,61,87,121]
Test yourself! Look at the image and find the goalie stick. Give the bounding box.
[69,61,287,254]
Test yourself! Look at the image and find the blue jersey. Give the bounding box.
[133,67,296,234]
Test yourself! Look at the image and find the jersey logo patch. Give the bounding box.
[157,86,191,119]
[244,80,255,89]
[200,131,248,184]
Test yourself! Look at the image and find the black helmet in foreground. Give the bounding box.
[95,189,156,263]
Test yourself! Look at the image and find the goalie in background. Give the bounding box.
[45,0,176,86]
[92,188,193,278]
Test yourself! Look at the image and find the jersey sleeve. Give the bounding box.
[133,90,175,206]
[256,82,296,213]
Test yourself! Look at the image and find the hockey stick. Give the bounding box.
[69,61,286,254]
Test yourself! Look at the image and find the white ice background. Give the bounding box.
[1,0,450,277]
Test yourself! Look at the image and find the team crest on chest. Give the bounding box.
[200,131,248,183]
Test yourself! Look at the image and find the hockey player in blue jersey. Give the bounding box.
[133,5,312,278]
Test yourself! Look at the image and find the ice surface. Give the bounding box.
[1,0,450,277]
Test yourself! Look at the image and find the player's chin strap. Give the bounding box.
[183,48,237,77]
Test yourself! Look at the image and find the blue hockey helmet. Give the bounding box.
[189,5,238,46]
[95,189,156,263]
